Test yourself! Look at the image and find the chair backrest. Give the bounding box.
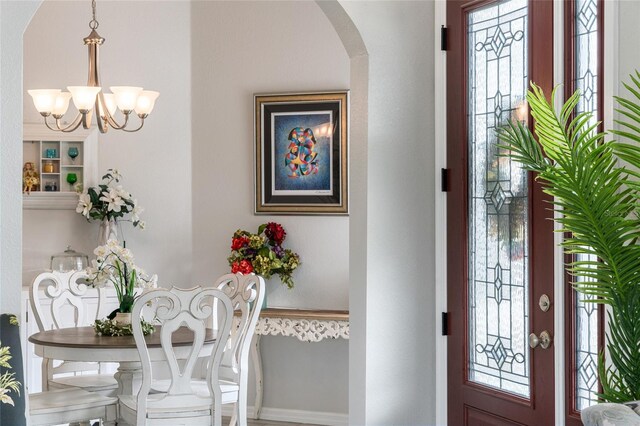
[213,273,265,383]
[30,270,107,383]
[132,286,234,426]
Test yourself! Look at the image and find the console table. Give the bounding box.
[250,308,349,419]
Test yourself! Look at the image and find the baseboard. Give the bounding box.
[221,405,348,426]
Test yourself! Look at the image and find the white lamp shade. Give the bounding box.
[110,86,143,112]
[52,92,72,116]
[28,89,61,114]
[134,91,160,115]
[68,86,101,111]
[102,93,118,116]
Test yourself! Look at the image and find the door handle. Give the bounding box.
[529,330,552,349]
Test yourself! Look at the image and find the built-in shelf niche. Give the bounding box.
[23,123,98,209]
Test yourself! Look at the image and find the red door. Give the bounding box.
[446,0,555,424]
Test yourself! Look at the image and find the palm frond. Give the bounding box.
[498,77,640,402]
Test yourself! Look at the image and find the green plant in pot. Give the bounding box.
[497,73,640,403]
[87,239,157,336]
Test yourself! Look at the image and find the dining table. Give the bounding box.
[28,325,218,396]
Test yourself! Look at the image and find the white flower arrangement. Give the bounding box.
[76,169,145,229]
[87,239,156,313]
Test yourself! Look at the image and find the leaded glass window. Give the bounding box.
[573,0,600,411]
[467,0,530,398]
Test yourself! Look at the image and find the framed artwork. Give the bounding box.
[254,91,348,215]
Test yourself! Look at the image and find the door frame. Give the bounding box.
[434,1,619,424]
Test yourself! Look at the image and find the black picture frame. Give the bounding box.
[254,91,348,215]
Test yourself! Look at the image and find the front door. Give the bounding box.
[446,0,555,424]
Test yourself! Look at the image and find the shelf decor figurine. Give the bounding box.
[227,222,300,289]
[67,146,79,163]
[75,168,145,245]
[66,173,78,187]
[22,162,40,194]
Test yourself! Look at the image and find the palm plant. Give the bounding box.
[497,73,640,403]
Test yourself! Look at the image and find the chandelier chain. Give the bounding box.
[89,0,99,29]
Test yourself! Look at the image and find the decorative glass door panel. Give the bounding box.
[448,0,554,422]
[467,0,529,398]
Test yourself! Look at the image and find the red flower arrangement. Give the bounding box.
[227,222,300,289]
[231,259,254,274]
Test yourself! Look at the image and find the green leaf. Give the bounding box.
[497,76,640,402]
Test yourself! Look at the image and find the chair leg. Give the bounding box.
[229,403,238,426]
[103,403,118,426]
[237,392,248,426]
[214,398,223,426]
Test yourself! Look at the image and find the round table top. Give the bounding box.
[29,326,216,349]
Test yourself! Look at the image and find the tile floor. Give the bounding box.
[225,417,324,426]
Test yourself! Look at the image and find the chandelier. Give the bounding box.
[27,0,159,133]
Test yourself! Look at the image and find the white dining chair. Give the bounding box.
[118,285,234,426]
[214,273,265,426]
[150,273,265,426]
[30,270,118,395]
[29,387,117,426]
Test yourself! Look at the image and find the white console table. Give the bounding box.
[249,308,349,419]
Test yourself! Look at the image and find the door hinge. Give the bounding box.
[441,25,448,51]
[442,312,449,336]
[441,168,450,192]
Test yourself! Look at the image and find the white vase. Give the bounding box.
[98,218,118,246]
[114,312,132,326]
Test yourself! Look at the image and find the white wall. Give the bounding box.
[616,1,636,123]
[0,0,40,314]
[191,0,350,416]
[22,0,193,289]
[340,1,436,424]
[191,0,350,309]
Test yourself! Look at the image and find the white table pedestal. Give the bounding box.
[114,361,143,396]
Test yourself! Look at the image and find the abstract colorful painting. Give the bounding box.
[273,113,332,194]
[255,92,348,214]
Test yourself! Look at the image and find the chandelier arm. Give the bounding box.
[103,111,131,130]
[121,119,145,133]
[95,95,108,133]
[44,114,84,133]
[82,110,93,130]
[97,115,107,134]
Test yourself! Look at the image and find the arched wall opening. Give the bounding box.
[3,0,373,423]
